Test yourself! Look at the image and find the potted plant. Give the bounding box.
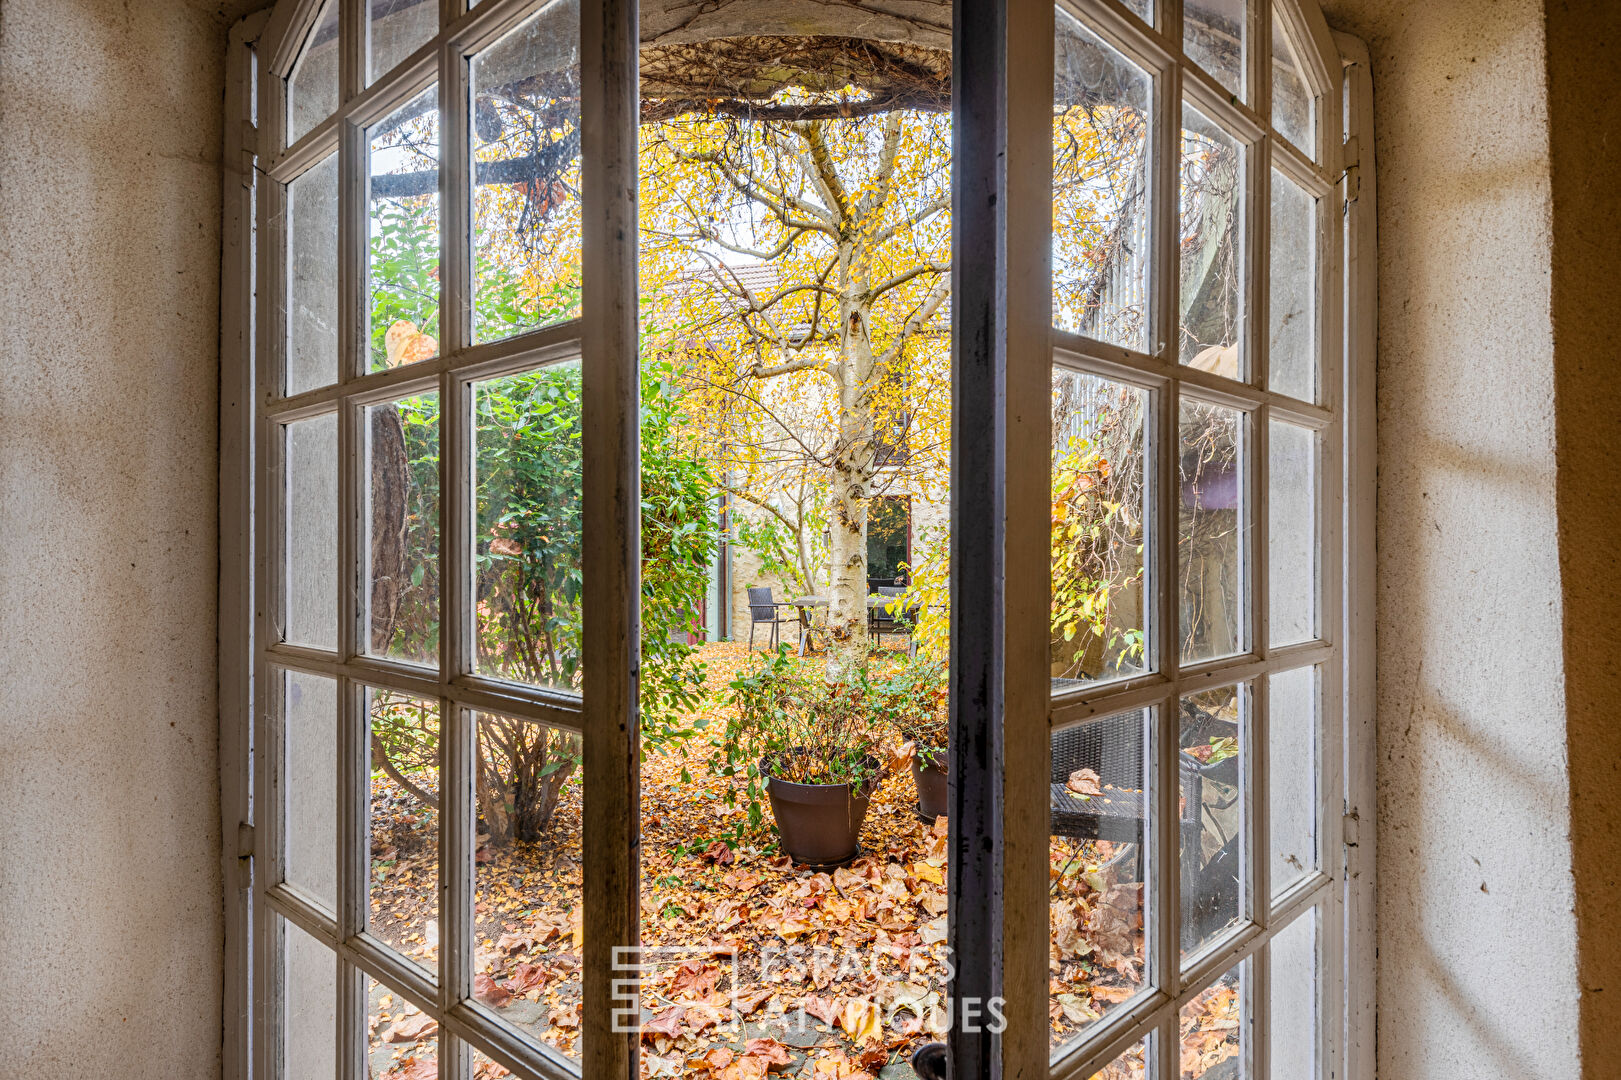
[709,649,883,867]
[881,655,948,821]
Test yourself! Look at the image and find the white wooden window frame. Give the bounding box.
[217,2,1376,1079]
[1036,2,1364,1080]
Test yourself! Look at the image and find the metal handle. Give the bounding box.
[911,1042,948,1080]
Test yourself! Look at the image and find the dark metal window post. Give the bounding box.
[950,1,1054,1079]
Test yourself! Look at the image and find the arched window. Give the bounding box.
[227,1,1369,1077]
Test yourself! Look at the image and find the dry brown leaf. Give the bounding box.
[381,1013,438,1044]
[473,973,512,1008]
[743,1038,794,1068]
[1066,768,1103,797]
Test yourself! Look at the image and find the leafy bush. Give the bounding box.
[367,207,718,844]
[707,650,884,838]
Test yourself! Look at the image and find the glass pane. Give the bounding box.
[1268,169,1316,401]
[1181,684,1245,958]
[1185,0,1247,100]
[1084,1039,1148,1079]
[470,713,582,1059]
[1051,371,1148,684]
[370,0,438,86]
[1050,709,1151,1051]
[1268,419,1315,646]
[473,1050,513,1078]
[286,413,338,649]
[1269,908,1319,1079]
[367,975,439,1078]
[366,391,440,667]
[1268,666,1317,897]
[1053,10,1152,350]
[473,363,583,690]
[1178,399,1244,664]
[288,152,340,396]
[284,670,338,910]
[1179,959,1249,1078]
[1122,0,1152,22]
[287,0,339,146]
[369,86,441,373]
[281,917,337,1080]
[367,690,441,974]
[471,0,583,342]
[1180,107,1245,374]
[1271,9,1315,155]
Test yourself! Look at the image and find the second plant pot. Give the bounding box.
[763,753,879,868]
[912,750,948,822]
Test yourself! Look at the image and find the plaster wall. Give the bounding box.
[0,0,237,1075]
[1319,0,1581,1076]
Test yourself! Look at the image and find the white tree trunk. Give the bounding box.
[825,304,877,659]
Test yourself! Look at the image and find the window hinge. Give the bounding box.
[238,821,256,860]
[1342,809,1362,876]
[1341,136,1361,204]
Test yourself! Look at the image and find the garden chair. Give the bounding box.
[745,587,797,652]
[1049,707,1236,950]
[868,585,919,652]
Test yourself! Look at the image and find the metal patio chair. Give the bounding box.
[1049,705,1237,950]
[745,587,797,652]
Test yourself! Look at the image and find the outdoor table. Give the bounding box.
[788,594,893,655]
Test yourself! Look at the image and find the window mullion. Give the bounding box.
[1250,940,1271,1080]
[436,25,475,1080]
[1250,665,1271,934]
[338,676,368,1080]
[1151,4,1184,1021]
[580,0,641,1078]
[340,0,364,104]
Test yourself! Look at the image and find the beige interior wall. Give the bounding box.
[1321,0,1583,1076]
[0,1,1614,1078]
[0,1,244,1075]
[1542,2,1621,1074]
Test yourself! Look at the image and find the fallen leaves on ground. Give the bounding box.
[359,641,1221,1076]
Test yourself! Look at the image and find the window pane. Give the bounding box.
[369,0,438,86]
[1179,958,1249,1078]
[1181,684,1245,958]
[473,363,583,691]
[287,0,339,146]
[281,917,336,1080]
[367,974,439,1078]
[1271,9,1315,155]
[367,690,440,975]
[1269,908,1319,1079]
[1081,1039,1148,1079]
[1184,0,1247,101]
[1269,169,1316,401]
[284,670,338,911]
[471,0,583,342]
[288,152,340,396]
[1050,709,1151,1051]
[1180,107,1245,374]
[370,86,441,374]
[366,391,440,667]
[286,413,338,649]
[1179,399,1244,663]
[1052,371,1148,684]
[1053,10,1152,350]
[470,713,582,1060]
[1268,666,1317,897]
[1268,419,1315,646]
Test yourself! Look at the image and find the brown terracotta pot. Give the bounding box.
[912,750,948,822]
[763,753,879,868]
